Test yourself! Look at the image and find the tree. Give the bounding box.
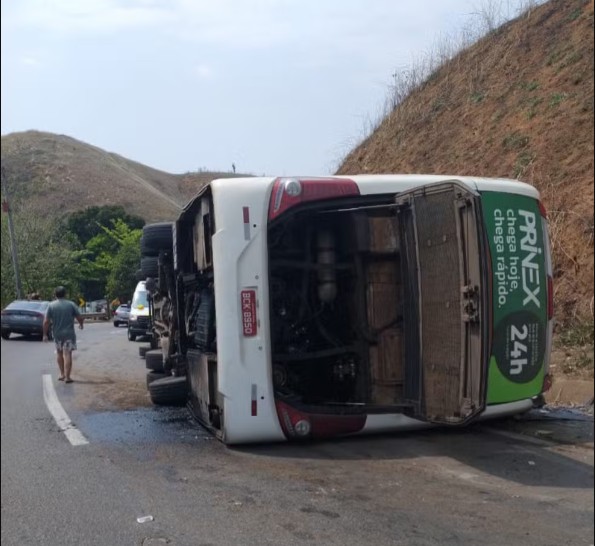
[1,203,81,306]
[66,211,144,301]
[1,203,145,307]
[106,228,142,301]
[75,219,142,302]
[64,205,144,246]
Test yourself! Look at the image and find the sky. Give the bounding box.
[1,0,529,176]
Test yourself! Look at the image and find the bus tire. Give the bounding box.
[141,223,173,256]
[146,371,167,387]
[140,256,159,278]
[149,376,187,406]
[145,349,164,372]
[128,328,136,342]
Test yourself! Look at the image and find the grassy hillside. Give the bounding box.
[0,131,243,222]
[338,0,594,331]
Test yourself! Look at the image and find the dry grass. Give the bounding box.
[337,0,594,330]
[0,131,245,223]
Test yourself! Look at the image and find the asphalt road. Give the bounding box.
[1,323,593,546]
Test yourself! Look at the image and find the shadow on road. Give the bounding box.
[1,335,43,342]
[233,421,594,490]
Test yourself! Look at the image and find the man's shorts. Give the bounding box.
[54,339,77,352]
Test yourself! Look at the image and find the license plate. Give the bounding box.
[240,290,257,337]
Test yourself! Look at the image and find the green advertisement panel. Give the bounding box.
[481,192,547,404]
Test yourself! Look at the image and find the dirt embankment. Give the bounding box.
[337,0,594,384]
[337,0,594,333]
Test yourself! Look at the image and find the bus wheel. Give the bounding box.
[141,222,173,256]
[148,376,187,406]
[146,371,167,388]
[140,256,159,278]
[145,350,164,372]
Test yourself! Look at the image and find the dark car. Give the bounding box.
[1,300,52,340]
[113,304,131,327]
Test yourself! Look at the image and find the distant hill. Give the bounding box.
[337,0,594,326]
[0,131,242,222]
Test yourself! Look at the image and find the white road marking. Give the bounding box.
[42,374,89,447]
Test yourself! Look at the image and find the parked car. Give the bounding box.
[113,304,131,327]
[1,300,52,340]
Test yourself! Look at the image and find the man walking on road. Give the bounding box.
[43,286,84,383]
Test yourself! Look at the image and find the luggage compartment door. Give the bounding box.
[396,181,487,424]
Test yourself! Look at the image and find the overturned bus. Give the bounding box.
[137,175,553,444]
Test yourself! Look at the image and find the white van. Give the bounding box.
[127,281,151,341]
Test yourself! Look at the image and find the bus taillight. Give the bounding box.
[275,400,366,440]
[275,400,311,439]
[268,177,360,221]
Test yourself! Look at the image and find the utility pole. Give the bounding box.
[1,166,24,299]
